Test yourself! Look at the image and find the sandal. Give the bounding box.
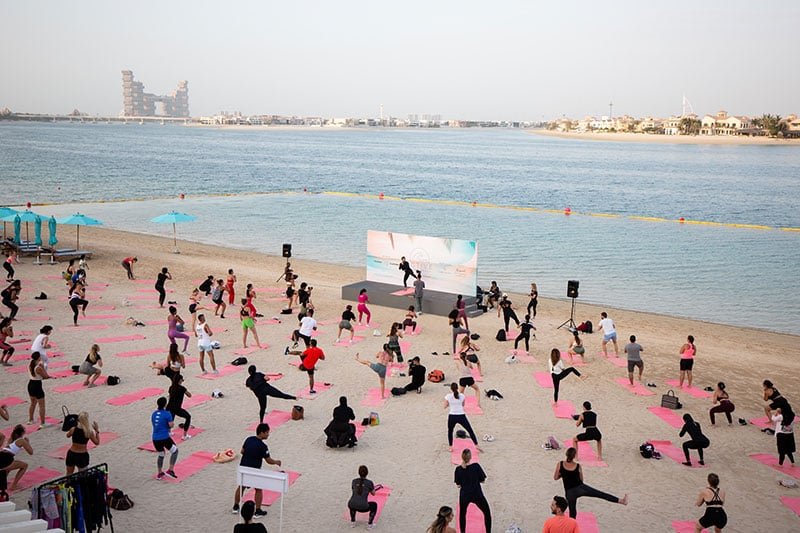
[482,434,495,442]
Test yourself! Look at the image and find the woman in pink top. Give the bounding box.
[357,288,371,326]
[679,335,696,388]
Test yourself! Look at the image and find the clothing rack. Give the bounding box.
[34,463,114,532]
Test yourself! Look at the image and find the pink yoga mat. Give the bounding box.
[54,376,107,393]
[106,387,163,406]
[266,372,283,381]
[253,287,285,293]
[509,350,536,363]
[464,395,483,415]
[13,467,62,492]
[451,439,480,465]
[16,315,51,322]
[749,453,800,479]
[296,382,333,399]
[183,394,213,409]
[244,470,302,505]
[50,369,78,378]
[334,336,365,347]
[1,417,60,439]
[648,407,685,429]
[603,356,628,368]
[576,512,600,533]
[390,288,415,296]
[614,378,655,396]
[780,496,800,517]
[8,337,32,344]
[650,440,706,468]
[47,432,119,459]
[95,334,146,343]
[7,360,70,373]
[342,485,392,525]
[135,305,164,310]
[355,424,367,439]
[562,440,607,467]
[750,416,771,429]
[672,521,709,533]
[665,380,712,399]
[534,372,554,388]
[399,340,411,353]
[0,396,26,407]
[197,365,243,379]
[115,347,164,358]
[83,314,124,320]
[560,351,587,366]
[456,501,488,533]
[138,428,205,451]
[233,345,269,356]
[247,410,293,431]
[361,387,388,407]
[156,451,215,483]
[60,324,110,332]
[471,367,483,382]
[552,400,576,419]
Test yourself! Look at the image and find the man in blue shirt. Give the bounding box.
[232,423,282,519]
[151,396,179,480]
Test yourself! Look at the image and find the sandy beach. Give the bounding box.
[532,129,800,146]
[2,225,799,532]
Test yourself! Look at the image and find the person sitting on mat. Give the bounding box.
[325,396,357,448]
[404,357,426,393]
[680,413,710,466]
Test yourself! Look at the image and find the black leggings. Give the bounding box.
[682,439,709,462]
[69,298,88,325]
[514,331,530,351]
[552,368,581,402]
[2,299,17,320]
[402,270,415,287]
[447,414,477,446]
[0,342,13,358]
[169,407,191,432]
[349,502,378,524]
[565,483,619,519]
[503,310,520,331]
[459,495,491,533]
[387,345,403,363]
[3,263,13,280]
[256,385,297,423]
[527,298,537,317]
[709,401,735,424]
[122,261,134,279]
[156,286,166,307]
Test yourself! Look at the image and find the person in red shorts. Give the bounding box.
[542,496,579,533]
[299,339,325,394]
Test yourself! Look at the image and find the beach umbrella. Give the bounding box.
[150,211,197,253]
[0,207,16,240]
[57,213,102,250]
[34,216,43,246]
[2,209,46,244]
[48,216,58,247]
[13,215,20,245]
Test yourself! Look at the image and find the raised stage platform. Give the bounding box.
[342,280,485,318]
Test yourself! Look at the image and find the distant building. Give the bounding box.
[121,70,189,117]
[700,110,751,136]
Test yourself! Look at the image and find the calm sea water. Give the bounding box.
[1,122,799,333]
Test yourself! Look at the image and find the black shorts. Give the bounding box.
[294,332,311,345]
[152,438,176,452]
[627,360,644,373]
[699,507,727,529]
[189,303,197,314]
[27,380,45,399]
[65,450,90,469]
[459,377,475,387]
[0,451,13,469]
[680,358,694,371]
[576,427,602,442]
[466,354,479,364]
[212,298,223,305]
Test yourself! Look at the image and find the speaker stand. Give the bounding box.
[557,298,578,331]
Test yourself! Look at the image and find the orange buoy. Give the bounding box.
[564,207,571,215]
[472,201,477,207]
[379,192,384,200]
[179,193,185,200]
[679,217,685,223]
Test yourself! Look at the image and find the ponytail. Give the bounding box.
[356,465,368,495]
[450,382,459,399]
[427,506,453,533]
[565,447,577,462]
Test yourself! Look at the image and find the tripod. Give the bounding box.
[557,297,578,331]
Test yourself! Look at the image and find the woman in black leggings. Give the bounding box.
[549,348,584,403]
[1,280,20,320]
[68,281,89,326]
[499,295,519,332]
[514,314,536,353]
[454,448,491,533]
[554,447,627,519]
[347,465,380,527]
[444,383,479,448]
[680,413,710,466]
[167,374,192,441]
[155,267,172,308]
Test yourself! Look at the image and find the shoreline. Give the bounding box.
[531,128,800,145]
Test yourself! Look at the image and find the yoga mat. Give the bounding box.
[648,407,685,429]
[552,400,575,419]
[16,315,51,322]
[266,372,283,381]
[197,365,243,379]
[95,334,146,343]
[115,347,165,358]
[10,351,64,362]
[665,380,712,399]
[247,410,293,431]
[134,305,164,310]
[0,396,26,407]
[183,394,213,409]
[8,337,32,344]
[233,345,269,356]
[451,439,480,465]
[455,501,488,533]
[650,440,705,468]
[106,387,163,406]
[59,324,110,332]
[399,340,411,353]
[83,314,124,320]
[390,287,415,296]
[780,496,800,517]
[355,424,367,439]
[534,371,554,388]
[287,360,301,367]
[296,382,333,399]
[749,416,771,429]
[47,432,119,459]
[243,470,302,505]
[156,451,215,483]
[602,356,628,368]
[361,387,388,407]
[471,368,483,382]
[54,376,107,393]
[614,378,655,396]
[672,521,709,533]
[749,453,800,479]
[138,428,205,451]
[6,360,70,373]
[334,336,365,347]
[464,395,483,415]
[253,287,285,293]
[50,369,79,378]
[562,440,607,467]
[1,417,60,439]
[576,512,600,533]
[13,467,62,492]
[342,485,392,525]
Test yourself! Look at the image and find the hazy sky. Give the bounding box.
[1,1,797,119]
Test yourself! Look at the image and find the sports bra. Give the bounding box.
[3,441,22,455]
[681,345,695,358]
[582,411,597,428]
[559,462,582,490]
[71,427,89,445]
[704,487,723,506]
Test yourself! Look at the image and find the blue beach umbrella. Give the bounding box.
[48,216,58,247]
[34,216,43,246]
[150,211,197,253]
[2,209,45,244]
[57,213,102,250]
[0,207,16,240]
[13,215,21,245]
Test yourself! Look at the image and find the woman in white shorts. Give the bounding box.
[196,314,217,375]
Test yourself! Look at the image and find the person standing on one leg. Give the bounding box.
[299,339,325,394]
[399,256,416,288]
[514,314,536,354]
[554,447,627,519]
[623,335,644,385]
[413,272,425,315]
[500,295,520,333]
[68,280,89,326]
[246,365,297,423]
[550,349,585,404]
[598,312,618,356]
[231,423,281,518]
[454,448,491,533]
[151,397,179,480]
[167,306,190,353]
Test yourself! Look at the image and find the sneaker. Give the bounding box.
[284,346,290,356]
[253,509,267,519]
[165,470,178,479]
[291,342,298,349]
[157,472,166,480]
[367,524,376,530]
[309,389,317,394]
[213,369,220,375]
[202,370,208,375]
[231,504,239,515]
[182,434,192,440]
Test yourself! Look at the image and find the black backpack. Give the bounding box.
[640,442,655,459]
[391,387,407,396]
[231,357,248,366]
[495,329,506,341]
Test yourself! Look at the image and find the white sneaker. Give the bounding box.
[182,434,192,440]
[202,370,208,375]
[213,370,220,375]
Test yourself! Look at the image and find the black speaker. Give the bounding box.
[567,280,579,299]
[282,243,292,258]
